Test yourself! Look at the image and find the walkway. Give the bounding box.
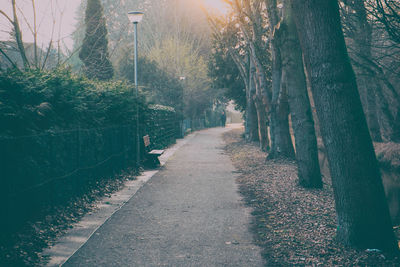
[63,126,264,266]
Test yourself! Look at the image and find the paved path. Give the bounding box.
[63,127,264,267]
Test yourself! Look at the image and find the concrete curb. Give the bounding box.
[42,132,197,267]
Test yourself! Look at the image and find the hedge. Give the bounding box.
[0,68,178,236]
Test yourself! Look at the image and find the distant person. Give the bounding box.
[221,110,226,127]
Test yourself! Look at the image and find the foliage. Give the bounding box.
[116,52,183,114]
[95,0,217,119]
[148,38,215,119]
[0,67,145,137]
[79,0,114,80]
[208,38,246,112]
[0,67,178,241]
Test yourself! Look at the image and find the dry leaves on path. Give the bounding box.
[223,128,400,266]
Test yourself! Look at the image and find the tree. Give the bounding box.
[230,0,271,151]
[340,0,400,142]
[79,0,114,80]
[147,38,213,120]
[374,0,400,44]
[208,39,246,112]
[263,0,295,159]
[345,0,382,141]
[276,0,322,187]
[291,0,397,250]
[116,52,183,113]
[0,0,70,70]
[207,11,259,142]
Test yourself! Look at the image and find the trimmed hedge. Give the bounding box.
[0,68,147,137]
[0,68,178,236]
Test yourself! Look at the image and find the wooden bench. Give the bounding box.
[143,135,164,167]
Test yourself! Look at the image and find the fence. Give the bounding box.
[180,111,226,136]
[0,107,224,237]
[0,108,178,237]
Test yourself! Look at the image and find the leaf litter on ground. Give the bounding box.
[223,128,400,266]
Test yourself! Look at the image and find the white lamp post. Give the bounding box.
[128,11,144,166]
[179,76,186,138]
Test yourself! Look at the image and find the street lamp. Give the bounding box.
[128,11,144,167]
[178,76,186,138]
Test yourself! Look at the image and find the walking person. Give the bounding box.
[221,110,226,127]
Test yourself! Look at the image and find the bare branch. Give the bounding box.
[0,46,20,70]
[0,10,14,24]
[12,0,30,68]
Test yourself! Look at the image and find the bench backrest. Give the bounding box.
[143,135,150,147]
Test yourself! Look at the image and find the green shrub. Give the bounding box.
[0,67,178,235]
[0,68,147,137]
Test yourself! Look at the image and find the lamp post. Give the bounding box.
[128,11,144,167]
[179,76,186,138]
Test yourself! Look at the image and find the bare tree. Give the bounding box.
[276,0,322,187]
[291,0,396,250]
[0,0,61,70]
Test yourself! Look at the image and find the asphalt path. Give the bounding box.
[64,127,264,267]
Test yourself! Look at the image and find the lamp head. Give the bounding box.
[128,11,144,24]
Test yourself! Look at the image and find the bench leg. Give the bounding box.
[144,155,160,168]
[151,156,160,167]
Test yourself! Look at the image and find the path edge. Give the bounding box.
[42,133,197,267]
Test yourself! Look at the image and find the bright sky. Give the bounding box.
[0,0,81,50]
[200,0,230,15]
[0,0,230,51]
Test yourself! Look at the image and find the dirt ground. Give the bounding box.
[223,128,400,266]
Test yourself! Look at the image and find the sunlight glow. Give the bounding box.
[200,0,230,16]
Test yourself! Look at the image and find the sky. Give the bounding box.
[201,0,230,15]
[0,0,82,50]
[0,0,229,51]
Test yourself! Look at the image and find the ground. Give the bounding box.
[223,127,400,266]
[3,126,400,266]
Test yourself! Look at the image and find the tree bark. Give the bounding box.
[375,77,399,142]
[278,0,322,188]
[291,0,396,250]
[266,0,295,159]
[350,0,382,141]
[250,58,269,150]
[247,58,260,142]
[233,0,270,149]
[269,79,295,159]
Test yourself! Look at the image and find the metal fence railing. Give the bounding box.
[180,112,224,137]
[0,109,178,236]
[0,125,137,234]
[0,108,223,237]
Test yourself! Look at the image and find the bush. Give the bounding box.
[0,67,147,137]
[0,68,177,235]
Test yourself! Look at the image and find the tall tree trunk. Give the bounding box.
[291,0,396,251]
[233,0,270,150]
[266,0,295,159]
[278,0,322,188]
[375,78,399,142]
[246,95,259,142]
[350,0,382,141]
[361,77,382,141]
[251,59,269,150]
[247,59,260,142]
[269,80,295,159]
